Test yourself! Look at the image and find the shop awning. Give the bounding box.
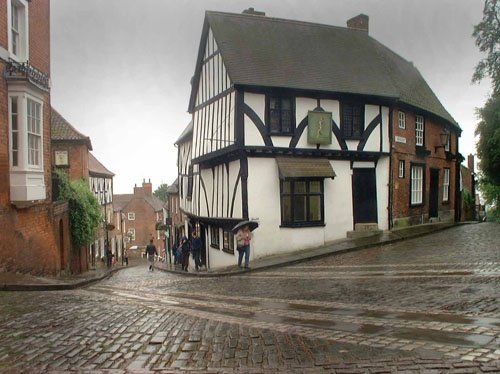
[276,157,336,179]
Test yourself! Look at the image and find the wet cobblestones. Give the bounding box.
[0,223,499,372]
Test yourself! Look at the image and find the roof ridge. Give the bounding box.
[206,10,362,34]
[51,107,90,140]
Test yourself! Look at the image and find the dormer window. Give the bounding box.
[266,96,295,135]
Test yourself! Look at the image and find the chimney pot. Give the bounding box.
[347,14,369,33]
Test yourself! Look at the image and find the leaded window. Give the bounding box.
[341,102,364,139]
[415,115,424,146]
[281,179,324,226]
[267,96,294,134]
[27,98,41,166]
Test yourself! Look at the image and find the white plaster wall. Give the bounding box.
[381,107,390,153]
[345,140,358,151]
[323,160,354,241]
[363,105,381,152]
[244,113,265,146]
[208,244,238,268]
[244,93,265,146]
[199,168,213,217]
[376,156,390,230]
[228,161,242,218]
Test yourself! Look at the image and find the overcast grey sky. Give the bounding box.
[50,0,492,194]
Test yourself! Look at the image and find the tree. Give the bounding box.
[472,0,500,93]
[475,93,500,185]
[153,183,169,202]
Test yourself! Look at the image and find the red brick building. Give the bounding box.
[0,0,68,275]
[114,180,166,257]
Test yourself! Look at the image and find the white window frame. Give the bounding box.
[398,111,406,129]
[10,96,19,167]
[410,165,424,205]
[444,130,450,152]
[127,228,136,241]
[128,212,135,221]
[398,160,405,178]
[415,115,424,146]
[443,168,450,202]
[7,0,29,61]
[27,98,42,167]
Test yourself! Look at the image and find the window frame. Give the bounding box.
[398,160,405,178]
[410,164,424,206]
[210,226,220,249]
[265,95,295,135]
[128,212,136,221]
[280,178,325,227]
[127,228,136,241]
[415,115,424,147]
[443,168,450,203]
[10,96,19,167]
[8,0,29,61]
[222,229,235,254]
[340,101,365,139]
[26,98,42,167]
[398,111,406,129]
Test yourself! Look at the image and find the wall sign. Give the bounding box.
[395,136,407,144]
[54,150,68,166]
[307,110,332,145]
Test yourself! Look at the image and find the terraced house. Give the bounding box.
[0,0,64,274]
[177,9,461,269]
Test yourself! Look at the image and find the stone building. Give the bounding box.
[0,0,67,275]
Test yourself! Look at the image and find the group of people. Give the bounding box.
[144,224,253,272]
[174,231,203,272]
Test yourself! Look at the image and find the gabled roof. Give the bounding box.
[51,108,93,149]
[113,193,166,212]
[189,11,458,129]
[174,121,193,145]
[166,178,179,194]
[89,153,114,177]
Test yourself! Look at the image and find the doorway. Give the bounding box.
[352,168,378,225]
[429,168,439,218]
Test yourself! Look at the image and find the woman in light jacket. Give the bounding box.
[235,225,252,269]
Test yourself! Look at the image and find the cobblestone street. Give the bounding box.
[0,223,499,373]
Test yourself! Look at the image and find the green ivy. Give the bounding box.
[54,169,103,247]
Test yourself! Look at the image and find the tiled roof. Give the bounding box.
[174,121,193,145]
[193,11,458,128]
[88,153,114,177]
[166,178,179,194]
[51,108,93,149]
[113,193,165,212]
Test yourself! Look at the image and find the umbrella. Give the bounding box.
[232,220,259,233]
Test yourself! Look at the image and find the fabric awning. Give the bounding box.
[276,157,336,179]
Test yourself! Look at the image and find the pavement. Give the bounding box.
[1,221,459,290]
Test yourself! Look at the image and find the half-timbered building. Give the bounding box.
[178,9,460,269]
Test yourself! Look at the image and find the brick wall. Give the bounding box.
[52,142,90,181]
[391,107,458,227]
[0,0,64,275]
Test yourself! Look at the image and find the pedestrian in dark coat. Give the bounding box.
[145,239,158,271]
[180,236,191,272]
[191,231,203,271]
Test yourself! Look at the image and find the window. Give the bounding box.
[415,115,424,146]
[187,165,193,199]
[267,96,294,134]
[444,130,450,152]
[210,226,220,248]
[398,111,406,129]
[10,97,19,167]
[398,160,405,178]
[443,168,450,202]
[410,165,424,205]
[281,179,324,226]
[127,228,136,241]
[27,99,41,166]
[9,0,28,60]
[341,102,364,139]
[223,230,235,254]
[128,212,135,220]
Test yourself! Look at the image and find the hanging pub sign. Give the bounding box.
[307,110,332,145]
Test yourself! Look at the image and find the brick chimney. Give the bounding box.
[347,14,369,33]
[467,154,475,174]
[242,7,265,16]
[143,178,153,196]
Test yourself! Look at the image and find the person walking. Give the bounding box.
[180,236,191,272]
[123,248,129,266]
[145,239,158,271]
[191,231,203,271]
[235,224,252,269]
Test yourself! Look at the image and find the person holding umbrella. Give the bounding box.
[233,220,258,269]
